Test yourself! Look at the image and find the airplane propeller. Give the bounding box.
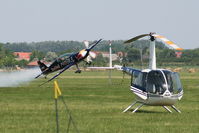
[84,40,97,64]
[124,32,183,51]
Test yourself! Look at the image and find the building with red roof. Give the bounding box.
[13,52,32,61]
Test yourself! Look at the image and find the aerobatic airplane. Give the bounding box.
[35,39,102,85]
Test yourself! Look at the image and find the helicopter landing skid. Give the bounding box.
[163,106,172,113]
[123,101,181,113]
[171,105,181,113]
[163,105,181,113]
[123,101,137,113]
[123,101,144,113]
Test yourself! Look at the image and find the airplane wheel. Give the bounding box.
[75,70,81,73]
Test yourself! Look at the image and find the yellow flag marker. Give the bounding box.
[54,81,62,99]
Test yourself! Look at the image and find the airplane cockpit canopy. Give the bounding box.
[132,70,183,95]
[57,53,73,61]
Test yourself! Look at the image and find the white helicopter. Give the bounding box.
[115,32,183,113]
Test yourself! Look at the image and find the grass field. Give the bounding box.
[0,70,199,133]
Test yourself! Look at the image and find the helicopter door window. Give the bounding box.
[146,71,166,94]
[132,72,147,91]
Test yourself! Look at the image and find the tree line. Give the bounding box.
[0,40,199,69]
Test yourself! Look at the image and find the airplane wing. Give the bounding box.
[35,73,43,79]
[35,68,49,79]
[40,62,76,86]
[88,39,103,50]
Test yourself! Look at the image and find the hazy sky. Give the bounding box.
[0,0,198,49]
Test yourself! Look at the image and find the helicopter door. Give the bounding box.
[146,70,167,94]
[132,72,147,91]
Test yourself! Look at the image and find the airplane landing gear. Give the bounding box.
[75,70,81,73]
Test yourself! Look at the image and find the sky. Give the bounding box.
[0,0,198,49]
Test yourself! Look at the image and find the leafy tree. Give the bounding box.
[126,48,140,62]
[2,56,16,67]
[45,52,58,62]
[16,59,28,67]
[93,54,109,66]
[30,50,45,61]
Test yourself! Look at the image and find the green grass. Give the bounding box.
[0,70,199,133]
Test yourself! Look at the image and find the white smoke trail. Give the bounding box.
[0,68,40,87]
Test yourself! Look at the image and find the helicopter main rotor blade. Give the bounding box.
[124,34,149,43]
[153,34,183,50]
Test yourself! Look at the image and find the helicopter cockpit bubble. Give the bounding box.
[146,70,167,94]
[131,70,183,95]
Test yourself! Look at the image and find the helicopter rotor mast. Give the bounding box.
[149,32,156,70]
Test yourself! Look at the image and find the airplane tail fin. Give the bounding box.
[37,60,48,72]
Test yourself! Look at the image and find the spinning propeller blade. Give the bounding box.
[86,39,102,63]
[84,40,101,63]
[89,51,96,58]
[84,40,89,48]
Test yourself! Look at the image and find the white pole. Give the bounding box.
[109,42,112,68]
[108,42,112,84]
